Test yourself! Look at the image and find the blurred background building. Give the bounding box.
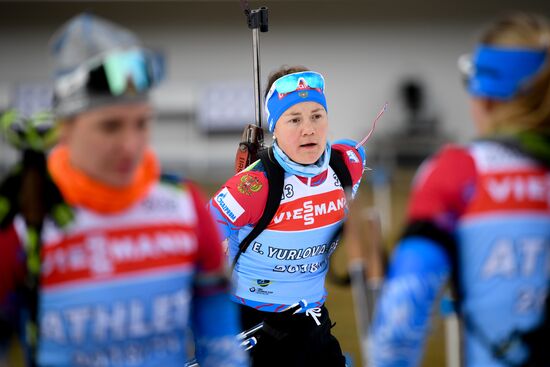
[1,0,547,182]
[1,1,549,366]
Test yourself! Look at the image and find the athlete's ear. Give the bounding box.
[57,118,74,144]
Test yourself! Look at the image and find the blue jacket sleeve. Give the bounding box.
[368,236,451,367]
[188,183,249,367]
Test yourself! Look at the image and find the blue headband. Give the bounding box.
[468,45,547,100]
[265,75,328,133]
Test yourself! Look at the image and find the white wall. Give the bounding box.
[1,1,549,181]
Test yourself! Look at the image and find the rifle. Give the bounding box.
[234,0,269,173]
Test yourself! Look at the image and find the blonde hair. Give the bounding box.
[480,12,550,135]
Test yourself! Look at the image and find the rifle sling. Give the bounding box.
[231,147,352,271]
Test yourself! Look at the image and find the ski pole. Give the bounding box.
[184,299,307,366]
[183,333,260,367]
[335,187,385,366]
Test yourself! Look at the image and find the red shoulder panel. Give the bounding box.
[407,144,477,228]
[211,170,269,227]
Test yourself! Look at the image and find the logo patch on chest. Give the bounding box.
[269,189,346,230]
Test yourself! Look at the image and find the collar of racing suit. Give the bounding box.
[272,140,331,178]
[47,145,160,214]
[482,131,550,168]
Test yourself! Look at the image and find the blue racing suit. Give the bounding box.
[368,141,550,367]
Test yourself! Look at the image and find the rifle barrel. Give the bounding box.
[252,27,262,127]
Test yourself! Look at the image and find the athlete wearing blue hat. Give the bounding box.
[369,12,550,367]
[208,65,367,367]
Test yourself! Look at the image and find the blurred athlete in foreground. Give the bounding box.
[0,13,248,367]
[368,12,550,367]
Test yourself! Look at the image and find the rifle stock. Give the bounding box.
[234,123,264,173]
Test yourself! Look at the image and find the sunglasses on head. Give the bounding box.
[265,71,325,101]
[456,45,547,100]
[457,53,474,88]
[55,48,165,99]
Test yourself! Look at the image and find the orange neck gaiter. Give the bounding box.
[48,146,160,214]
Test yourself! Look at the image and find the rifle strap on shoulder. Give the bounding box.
[325,150,353,244]
[231,147,354,271]
[323,150,354,285]
[231,147,284,270]
[329,149,353,192]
